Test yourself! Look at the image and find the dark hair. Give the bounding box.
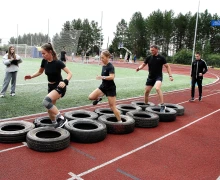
[101,50,111,58]
[8,46,16,59]
[150,45,159,49]
[41,43,58,60]
[195,52,200,55]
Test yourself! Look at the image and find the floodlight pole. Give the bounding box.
[191,0,200,63]
[48,19,50,42]
[16,24,18,53]
[98,11,103,65]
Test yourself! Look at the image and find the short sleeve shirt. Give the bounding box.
[144,54,167,79]
[60,51,66,60]
[101,62,115,88]
[40,59,65,82]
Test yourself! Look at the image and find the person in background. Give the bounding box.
[133,54,137,64]
[189,52,208,102]
[24,43,72,128]
[60,46,68,64]
[0,46,22,98]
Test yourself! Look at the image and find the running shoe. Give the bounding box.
[93,97,102,105]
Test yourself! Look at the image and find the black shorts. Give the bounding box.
[99,84,116,97]
[146,76,163,86]
[48,82,66,97]
[60,58,66,62]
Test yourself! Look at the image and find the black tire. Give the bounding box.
[131,101,155,111]
[145,106,177,122]
[98,114,135,134]
[116,104,142,115]
[64,119,107,143]
[0,121,35,143]
[26,127,70,152]
[33,117,55,128]
[94,108,122,117]
[158,103,185,116]
[126,110,159,128]
[64,110,98,121]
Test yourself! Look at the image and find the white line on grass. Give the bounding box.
[1,78,219,122]
[71,109,220,178]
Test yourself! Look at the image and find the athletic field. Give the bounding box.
[0,58,214,119]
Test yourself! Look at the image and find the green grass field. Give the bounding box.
[0,58,214,119]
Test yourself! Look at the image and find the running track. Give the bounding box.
[0,64,219,180]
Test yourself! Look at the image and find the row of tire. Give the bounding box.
[0,101,184,152]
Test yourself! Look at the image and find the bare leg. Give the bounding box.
[46,90,62,122]
[144,86,153,104]
[88,88,104,100]
[155,81,164,104]
[108,96,121,121]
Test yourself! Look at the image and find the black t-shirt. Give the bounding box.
[60,51,66,60]
[101,63,115,88]
[40,59,66,82]
[144,54,167,79]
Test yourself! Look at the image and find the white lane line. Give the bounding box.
[67,172,84,180]
[117,168,140,180]
[216,176,220,180]
[72,109,220,178]
[0,144,26,153]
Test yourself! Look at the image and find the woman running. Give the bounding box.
[89,50,121,122]
[25,43,72,128]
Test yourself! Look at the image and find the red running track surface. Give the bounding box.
[0,64,219,180]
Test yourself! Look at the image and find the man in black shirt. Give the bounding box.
[60,47,67,64]
[136,45,173,112]
[189,52,208,102]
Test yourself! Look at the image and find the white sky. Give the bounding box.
[0,0,219,48]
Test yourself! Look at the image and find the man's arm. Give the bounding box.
[202,61,208,74]
[136,63,147,72]
[164,63,173,81]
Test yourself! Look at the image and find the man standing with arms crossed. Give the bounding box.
[136,45,173,112]
[189,52,208,102]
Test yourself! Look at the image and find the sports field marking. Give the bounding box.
[216,176,220,180]
[1,79,219,122]
[69,146,96,160]
[67,172,84,180]
[117,168,140,180]
[0,144,26,153]
[70,109,220,178]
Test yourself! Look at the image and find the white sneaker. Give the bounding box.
[0,94,5,98]
[10,93,15,96]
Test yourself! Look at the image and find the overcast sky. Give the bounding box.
[0,0,219,48]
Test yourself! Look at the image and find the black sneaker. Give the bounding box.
[160,104,166,113]
[199,96,202,101]
[55,117,67,128]
[93,97,102,105]
[189,98,195,102]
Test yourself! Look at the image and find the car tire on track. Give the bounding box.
[64,110,98,121]
[64,119,107,143]
[158,103,185,116]
[131,101,155,111]
[126,110,159,128]
[26,127,70,152]
[94,108,122,117]
[98,114,135,134]
[33,117,55,128]
[0,121,35,143]
[116,104,142,115]
[145,106,177,122]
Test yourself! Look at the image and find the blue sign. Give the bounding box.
[211,20,220,26]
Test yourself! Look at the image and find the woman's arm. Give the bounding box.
[24,68,44,80]
[96,73,115,80]
[57,67,72,88]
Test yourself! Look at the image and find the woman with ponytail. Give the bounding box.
[25,43,72,128]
